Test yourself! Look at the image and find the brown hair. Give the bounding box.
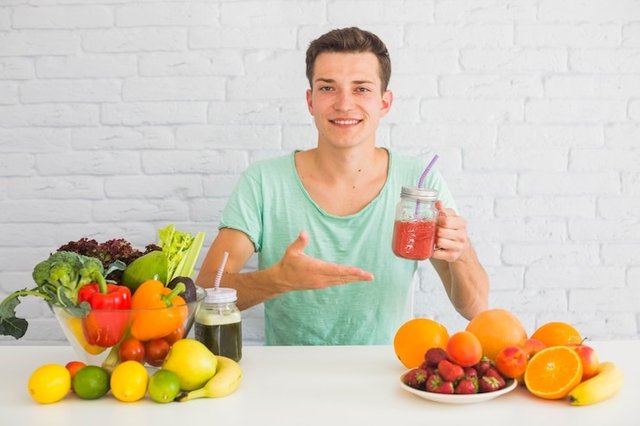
[305,27,391,92]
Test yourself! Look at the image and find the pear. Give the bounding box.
[162,339,218,391]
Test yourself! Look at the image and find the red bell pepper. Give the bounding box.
[77,279,131,348]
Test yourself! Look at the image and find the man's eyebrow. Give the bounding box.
[313,78,375,85]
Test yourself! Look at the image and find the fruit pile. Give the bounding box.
[28,339,243,405]
[403,345,510,395]
[395,309,624,405]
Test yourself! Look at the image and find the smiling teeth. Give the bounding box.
[333,119,359,125]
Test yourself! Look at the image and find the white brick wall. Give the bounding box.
[1,0,638,346]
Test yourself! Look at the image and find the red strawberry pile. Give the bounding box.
[402,348,510,395]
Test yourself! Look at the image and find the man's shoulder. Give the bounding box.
[244,152,294,177]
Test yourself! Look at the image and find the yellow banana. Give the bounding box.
[176,356,242,402]
[568,361,623,406]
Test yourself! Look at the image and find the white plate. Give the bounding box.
[399,373,518,404]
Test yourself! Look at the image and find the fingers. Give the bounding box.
[287,230,309,255]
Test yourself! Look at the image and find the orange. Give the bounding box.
[465,308,527,361]
[530,321,582,347]
[393,318,449,368]
[446,331,482,367]
[524,346,583,399]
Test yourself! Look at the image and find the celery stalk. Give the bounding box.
[173,231,205,280]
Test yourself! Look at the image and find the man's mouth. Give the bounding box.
[330,119,362,125]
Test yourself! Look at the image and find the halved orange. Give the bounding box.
[530,321,582,347]
[524,346,583,399]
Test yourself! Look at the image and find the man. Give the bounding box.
[197,27,489,345]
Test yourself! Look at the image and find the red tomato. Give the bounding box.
[65,361,86,380]
[163,326,185,345]
[119,337,145,363]
[144,338,170,367]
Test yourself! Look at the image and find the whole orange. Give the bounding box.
[446,331,482,367]
[393,318,449,369]
[465,308,528,361]
[530,321,582,347]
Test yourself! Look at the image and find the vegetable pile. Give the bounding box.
[0,225,205,344]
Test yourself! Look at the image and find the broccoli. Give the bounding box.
[1,250,103,340]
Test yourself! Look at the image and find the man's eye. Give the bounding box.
[318,86,333,91]
[355,87,371,92]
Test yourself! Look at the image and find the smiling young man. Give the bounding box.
[197,27,489,345]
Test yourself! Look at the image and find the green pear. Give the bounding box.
[162,339,218,391]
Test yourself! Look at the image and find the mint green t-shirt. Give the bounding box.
[219,150,456,345]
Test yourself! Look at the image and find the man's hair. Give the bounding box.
[305,27,391,92]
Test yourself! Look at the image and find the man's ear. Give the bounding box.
[306,89,313,114]
[380,90,393,117]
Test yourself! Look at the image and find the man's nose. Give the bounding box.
[333,90,355,111]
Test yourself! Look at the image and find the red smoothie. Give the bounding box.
[392,219,436,260]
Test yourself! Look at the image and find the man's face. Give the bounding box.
[306,52,393,150]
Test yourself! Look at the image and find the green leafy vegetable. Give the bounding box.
[158,224,206,282]
[0,251,103,340]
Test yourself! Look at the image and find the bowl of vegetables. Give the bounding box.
[52,277,205,369]
[0,225,207,370]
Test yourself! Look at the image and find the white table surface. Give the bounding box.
[0,340,637,426]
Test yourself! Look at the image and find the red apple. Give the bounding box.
[571,343,599,381]
[495,345,528,380]
[520,338,546,359]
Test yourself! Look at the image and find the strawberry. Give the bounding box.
[483,367,507,387]
[425,373,443,393]
[402,368,428,390]
[455,377,478,394]
[475,356,494,376]
[424,347,448,367]
[479,376,506,393]
[418,361,438,377]
[435,381,455,394]
[463,367,478,378]
[437,359,464,382]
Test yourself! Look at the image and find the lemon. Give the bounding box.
[72,365,110,400]
[148,369,181,403]
[28,364,71,404]
[110,361,148,402]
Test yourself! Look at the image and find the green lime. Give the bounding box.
[148,369,181,403]
[72,365,110,400]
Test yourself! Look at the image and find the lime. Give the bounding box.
[148,369,181,403]
[28,364,71,404]
[72,365,110,400]
[110,360,148,402]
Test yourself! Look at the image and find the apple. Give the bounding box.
[520,338,546,359]
[495,345,528,380]
[570,343,600,381]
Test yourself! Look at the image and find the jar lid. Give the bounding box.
[204,287,237,303]
[400,186,438,201]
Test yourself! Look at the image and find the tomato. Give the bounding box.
[163,326,185,345]
[119,338,145,363]
[144,338,170,367]
[65,361,86,380]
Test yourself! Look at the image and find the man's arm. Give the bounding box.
[430,201,490,320]
[196,228,374,311]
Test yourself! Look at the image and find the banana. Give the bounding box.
[176,356,242,402]
[567,361,623,406]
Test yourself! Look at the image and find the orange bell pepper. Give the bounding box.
[130,279,188,341]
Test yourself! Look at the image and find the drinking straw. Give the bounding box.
[414,154,439,215]
[213,251,229,290]
[418,154,439,189]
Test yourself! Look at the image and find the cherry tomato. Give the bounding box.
[65,361,86,380]
[119,338,145,363]
[163,326,185,346]
[144,338,170,367]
